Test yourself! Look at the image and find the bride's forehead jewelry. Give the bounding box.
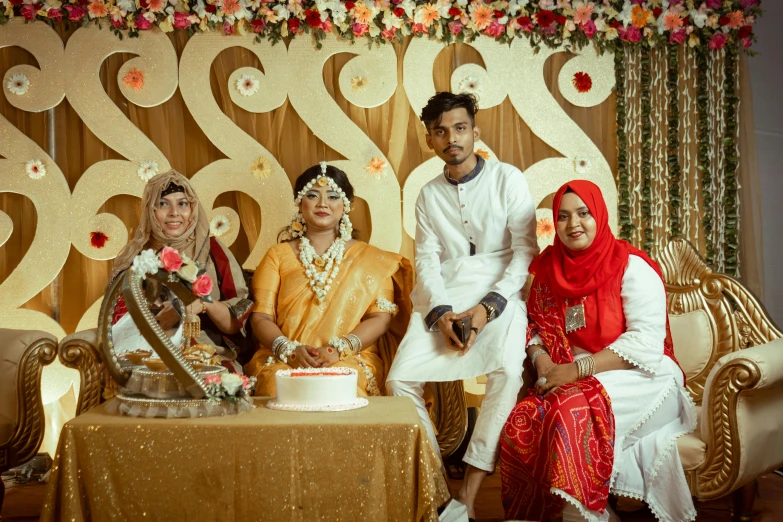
[293,163,351,213]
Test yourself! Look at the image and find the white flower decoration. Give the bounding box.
[7,74,30,96]
[25,159,46,180]
[574,157,592,175]
[131,249,162,280]
[138,160,159,182]
[457,76,483,98]
[221,373,244,395]
[236,74,260,97]
[177,255,199,283]
[210,214,231,237]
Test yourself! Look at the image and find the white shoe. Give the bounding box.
[438,499,469,522]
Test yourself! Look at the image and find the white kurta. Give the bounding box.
[555,256,697,522]
[387,160,538,383]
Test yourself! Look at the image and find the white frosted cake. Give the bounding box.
[266,367,368,412]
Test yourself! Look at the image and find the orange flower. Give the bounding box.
[88,1,107,18]
[471,5,493,31]
[631,5,651,29]
[365,156,388,179]
[536,218,555,239]
[352,2,373,25]
[415,4,440,28]
[222,0,241,16]
[147,0,165,13]
[475,149,490,160]
[122,68,144,92]
[727,10,744,29]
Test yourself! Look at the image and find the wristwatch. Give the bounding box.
[481,302,497,323]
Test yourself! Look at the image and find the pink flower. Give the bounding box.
[705,0,721,9]
[87,1,107,18]
[620,26,642,43]
[381,27,397,40]
[581,19,596,38]
[222,0,241,16]
[663,12,683,31]
[20,3,38,20]
[223,21,235,35]
[205,375,221,385]
[482,20,504,38]
[159,246,184,272]
[173,12,191,29]
[192,274,213,297]
[135,14,152,30]
[742,36,753,49]
[448,20,463,35]
[708,32,727,50]
[241,375,250,389]
[48,8,63,20]
[65,5,86,22]
[726,10,744,29]
[352,23,369,37]
[516,16,533,32]
[573,3,593,25]
[740,0,759,9]
[669,29,686,44]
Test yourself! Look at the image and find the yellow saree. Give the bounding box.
[245,241,413,397]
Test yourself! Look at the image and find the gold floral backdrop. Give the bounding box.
[0,20,763,410]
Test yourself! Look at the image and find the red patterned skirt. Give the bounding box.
[500,378,615,521]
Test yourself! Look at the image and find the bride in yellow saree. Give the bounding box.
[244,163,412,396]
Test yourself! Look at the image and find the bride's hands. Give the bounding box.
[288,345,319,369]
[311,347,340,367]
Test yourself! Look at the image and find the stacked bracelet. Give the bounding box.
[576,356,596,380]
[345,334,363,354]
[271,335,299,364]
[328,337,352,361]
[529,348,547,367]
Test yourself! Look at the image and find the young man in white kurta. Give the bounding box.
[386,98,538,514]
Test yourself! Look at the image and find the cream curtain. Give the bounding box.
[0,33,763,334]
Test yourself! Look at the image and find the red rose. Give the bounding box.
[554,14,566,25]
[289,17,301,31]
[159,246,184,272]
[20,3,38,21]
[135,13,151,29]
[610,20,621,29]
[139,0,148,7]
[738,25,752,39]
[192,274,213,297]
[493,10,504,18]
[517,15,533,31]
[719,16,729,26]
[394,7,404,17]
[448,7,461,17]
[205,3,216,13]
[305,9,322,28]
[111,18,125,28]
[352,22,369,36]
[572,71,592,93]
[681,16,690,25]
[345,1,355,10]
[535,10,555,28]
[65,5,86,22]
[653,7,663,18]
[173,12,191,29]
[48,7,63,20]
[8,0,23,5]
[251,18,266,33]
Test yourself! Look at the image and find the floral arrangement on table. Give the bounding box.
[204,372,256,403]
[131,246,214,301]
[0,0,762,52]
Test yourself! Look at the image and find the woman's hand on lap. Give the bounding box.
[536,362,579,397]
[311,347,339,367]
[289,345,319,369]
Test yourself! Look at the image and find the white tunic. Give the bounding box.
[387,160,539,382]
[555,256,698,522]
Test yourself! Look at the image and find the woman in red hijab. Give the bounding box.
[499,181,696,522]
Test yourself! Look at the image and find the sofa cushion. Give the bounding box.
[669,310,713,381]
[677,404,706,471]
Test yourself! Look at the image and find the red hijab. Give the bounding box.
[529,180,671,354]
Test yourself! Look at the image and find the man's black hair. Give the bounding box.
[419,92,479,130]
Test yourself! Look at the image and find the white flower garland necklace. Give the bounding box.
[295,162,353,304]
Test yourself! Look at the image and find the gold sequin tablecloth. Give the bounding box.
[40,397,449,521]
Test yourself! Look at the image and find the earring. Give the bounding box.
[289,212,306,238]
[338,214,353,241]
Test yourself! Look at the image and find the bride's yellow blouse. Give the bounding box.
[244,241,412,396]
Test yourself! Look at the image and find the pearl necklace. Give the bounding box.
[298,236,345,303]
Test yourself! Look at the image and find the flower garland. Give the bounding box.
[0,1,762,52]
[614,42,633,242]
[639,45,653,255]
[723,43,740,277]
[667,44,682,239]
[695,46,714,267]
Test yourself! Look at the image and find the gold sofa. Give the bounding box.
[0,329,57,511]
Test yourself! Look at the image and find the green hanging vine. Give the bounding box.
[615,43,634,242]
[667,45,683,239]
[723,45,740,276]
[640,46,653,254]
[696,47,715,267]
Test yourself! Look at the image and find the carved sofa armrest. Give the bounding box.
[58,329,103,417]
[697,338,783,499]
